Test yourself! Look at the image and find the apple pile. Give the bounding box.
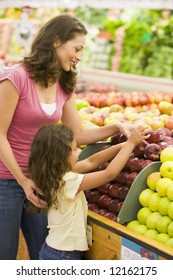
[126,147,173,249]
[85,129,173,223]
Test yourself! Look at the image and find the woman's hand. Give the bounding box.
[116,121,149,138]
[21,178,47,208]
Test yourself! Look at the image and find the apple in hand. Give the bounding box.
[160,161,173,179]
[144,143,162,161]
[110,132,121,145]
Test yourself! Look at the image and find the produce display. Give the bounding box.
[127,147,173,249]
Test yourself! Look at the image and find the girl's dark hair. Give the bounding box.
[28,124,74,211]
[22,14,87,93]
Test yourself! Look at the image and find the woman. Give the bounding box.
[0,14,138,260]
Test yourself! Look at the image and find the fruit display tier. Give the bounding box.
[80,68,173,93]
[85,210,173,260]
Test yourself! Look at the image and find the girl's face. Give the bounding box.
[69,139,79,169]
[54,34,86,71]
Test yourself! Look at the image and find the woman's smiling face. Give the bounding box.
[54,33,86,71]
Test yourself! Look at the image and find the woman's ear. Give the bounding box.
[53,37,60,48]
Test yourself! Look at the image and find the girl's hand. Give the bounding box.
[128,125,150,145]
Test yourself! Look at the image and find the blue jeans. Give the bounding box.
[0,179,48,260]
[39,243,83,260]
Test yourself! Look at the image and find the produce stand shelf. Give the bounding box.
[86,210,173,260]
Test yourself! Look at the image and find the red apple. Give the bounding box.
[139,159,153,170]
[87,190,102,203]
[110,132,121,145]
[147,130,160,143]
[104,212,117,221]
[98,161,109,170]
[119,134,127,143]
[157,128,172,138]
[113,171,130,184]
[108,183,121,198]
[159,136,173,145]
[128,157,144,172]
[97,209,109,217]
[165,117,173,130]
[127,172,139,186]
[158,141,170,150]
[144,143,162,161]
[88,203,100,213]
[133,141,148,157]
[98,194,112,209]
[119,185,129,201]
[107,199,120,213]
[98,183,111,194]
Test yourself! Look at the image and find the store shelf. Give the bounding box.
[80,68,173,93]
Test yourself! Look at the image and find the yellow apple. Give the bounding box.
[139,189,154,207]
[148,192,161,212]
[158,197,171,216]
[168,202,173,219]
[158,101,173,115]
[156,216,172,233]
[137,207,152,225]
[160,147,173,163]
[156,177,173,197]
[144,229,159,240]
[147,172,161,191]
[160,161,173,180]
[155,233,170,244]
[167,221,173,238]
[146,212,161,229]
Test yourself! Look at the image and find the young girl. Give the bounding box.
[29,125,149,260]
[28,123,150,260]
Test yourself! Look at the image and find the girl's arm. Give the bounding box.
[75,142,125,174]
[61,94,139,145]
[77,126,150,192]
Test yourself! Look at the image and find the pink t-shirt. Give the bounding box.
[0,64,72,178]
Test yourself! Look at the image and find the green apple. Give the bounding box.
[144,229,159,240]
[75,99,90,110]
[160,161,173,180]
[168,202,173,219]
[146,212,161,229]
[160,147,173,163]
[166,238,173,248]
[156,216,172,233]
[155,233,170,244]
[158,197,171,216]
[167,221,173,238]
[156,177,173,197]
[148,192,161,212]
[167,184,173,201]
[134,224,148,235]
[139,189,154,207]
[127,220,140,230]
[137,207,152,225]
[147,172,161,191]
